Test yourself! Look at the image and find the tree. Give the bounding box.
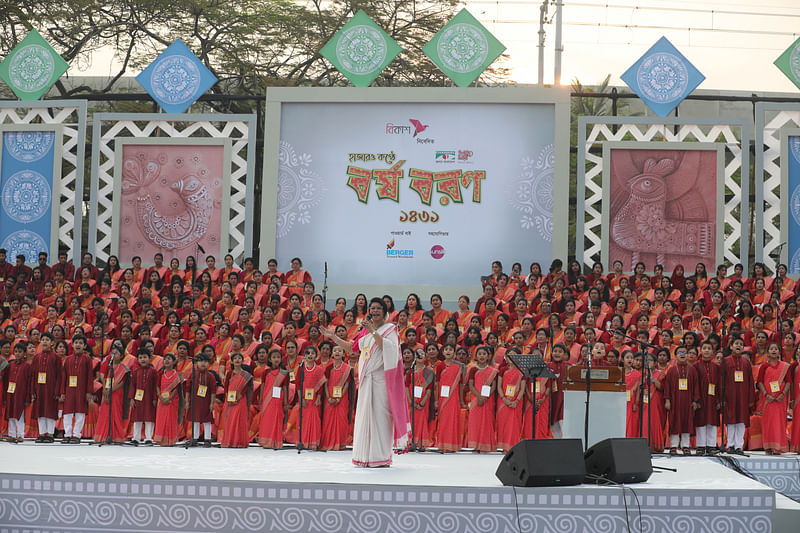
[0,0,510,105]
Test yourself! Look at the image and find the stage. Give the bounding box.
[1,443,798,533]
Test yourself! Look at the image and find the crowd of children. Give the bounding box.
[1,248,799,455]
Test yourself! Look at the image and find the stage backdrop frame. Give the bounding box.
[88,112,257,266]
[755,102,800,273]
[261,87,570,302]
[110,137,233,265]
[0,100,87,264]
[600,141,726,272]
[576,116,750,273]
[780,128,800,274]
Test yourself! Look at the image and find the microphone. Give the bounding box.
[197,244,206,254]
[725,286,749,301]
[324,261,328,277]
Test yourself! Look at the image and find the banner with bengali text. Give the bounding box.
[275,102,556,288]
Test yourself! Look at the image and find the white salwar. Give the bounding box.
[352,323,399,467]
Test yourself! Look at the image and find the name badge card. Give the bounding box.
[626,390,631,402]
[769,381,780,393]
[643,391,649,404]
[160,392,170,400]
[134,389,144,401]
[304,388,314,400]
[69,375,78,388]
[7,382,15,393]
[734,371,744,382]
[105,378,112,389]
[37,372,47,384]
[362,347,371,361]
[332,386,343,398]
[553,381,558,393]
[227,390,237,402]
[480,385,491,397]
[708,384,715,396]
[289,371,295,381]
[504,385,515,397]
[678,378,688,391]
[197,385,208,398]
[440,385,451,398]
[535,381,541,394]
[413,386,423,399]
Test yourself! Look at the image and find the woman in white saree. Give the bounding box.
[323,298,410,467]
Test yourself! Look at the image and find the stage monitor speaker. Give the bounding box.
[495,439,585,487]
[584,438,652,484]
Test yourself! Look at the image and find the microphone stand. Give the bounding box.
[322,261,328,311]
[297,363,305,453]
[583,343,592,452]
[184,356,198,448]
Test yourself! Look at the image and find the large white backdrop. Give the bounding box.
[265,90,567,298]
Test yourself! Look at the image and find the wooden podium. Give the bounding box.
[563,365,626,449]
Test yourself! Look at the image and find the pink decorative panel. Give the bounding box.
[118,144,224,263]
[608,148,718,272]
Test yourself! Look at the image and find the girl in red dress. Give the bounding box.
[298,345,327,450]
[435,343,465,452]
[466,346,497,452]
[321,345,354,450]
[496,349,525,452]
[624,350,642,439]
[757,343,790,454]
[220,353,253,448]
[94,346,131,443]
[407,348,435,450]
[154,353,183,446]
[258,349,289,449]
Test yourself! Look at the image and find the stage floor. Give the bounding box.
[1,442,798,533]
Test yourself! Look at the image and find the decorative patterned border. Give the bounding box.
[88,113,256,264]
[0,100,87,264]
[0,474,773,533]
[725,456,800,502]
[755,103,800,272]
[576,116,750,272]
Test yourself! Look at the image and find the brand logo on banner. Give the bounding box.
[386,238,395,249]
[430,245,445,259]
[386,247,414,258]
[458,150,473,162]
[620,36,705,117]
[423,8,506,87]
[319,10,402,87]
[775,36,800,91]
[0,29,69,101]
[435,151,456,163]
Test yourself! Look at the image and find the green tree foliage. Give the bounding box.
[0,0,510,102]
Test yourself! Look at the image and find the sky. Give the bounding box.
[467,0,800,92]
[75,0,800,94]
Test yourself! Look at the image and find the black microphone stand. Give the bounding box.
[184,355,198,448]
[297,363,305,453]
[717,296,735,453]
[584,343,592,452]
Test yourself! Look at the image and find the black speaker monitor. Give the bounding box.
[495,438,585,487]
[584,438,653,484]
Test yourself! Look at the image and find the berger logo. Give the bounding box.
[430,245,445,259]
[387,238,395,249]
[409,119,429,137]
[458,149,473,162]
[435,151,456,163]
[386,240,414,258]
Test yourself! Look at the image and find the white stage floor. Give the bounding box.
[1,442,798,533]
[0,442,778,490]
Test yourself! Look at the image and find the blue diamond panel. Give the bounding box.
[621,36,705,117]
[788,136,800,274]
[136,39,218,114]
[0,130,55,264]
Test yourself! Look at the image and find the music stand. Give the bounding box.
[508,354,556,440]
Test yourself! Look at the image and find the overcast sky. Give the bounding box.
[468,0,800,92]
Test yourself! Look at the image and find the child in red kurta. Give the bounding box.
[220,353,252,448]
[130,350,158,444]
[435,344,465,452]
[496,350,524,452]
[154,353,183,446]
[693,341,721,455]
[467,346,497,452]
[297,346,326,450]
[548,344,569,438]
[185,353,217,444]
[722,337,754,454]
[321,345,353,450]
[5,343,32,442]
[664,346,700,454]
[756,343,790,454]
[31,333,62,442]
[61,336,94,443]
[624,351,642,438]
[258,349,288,449]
